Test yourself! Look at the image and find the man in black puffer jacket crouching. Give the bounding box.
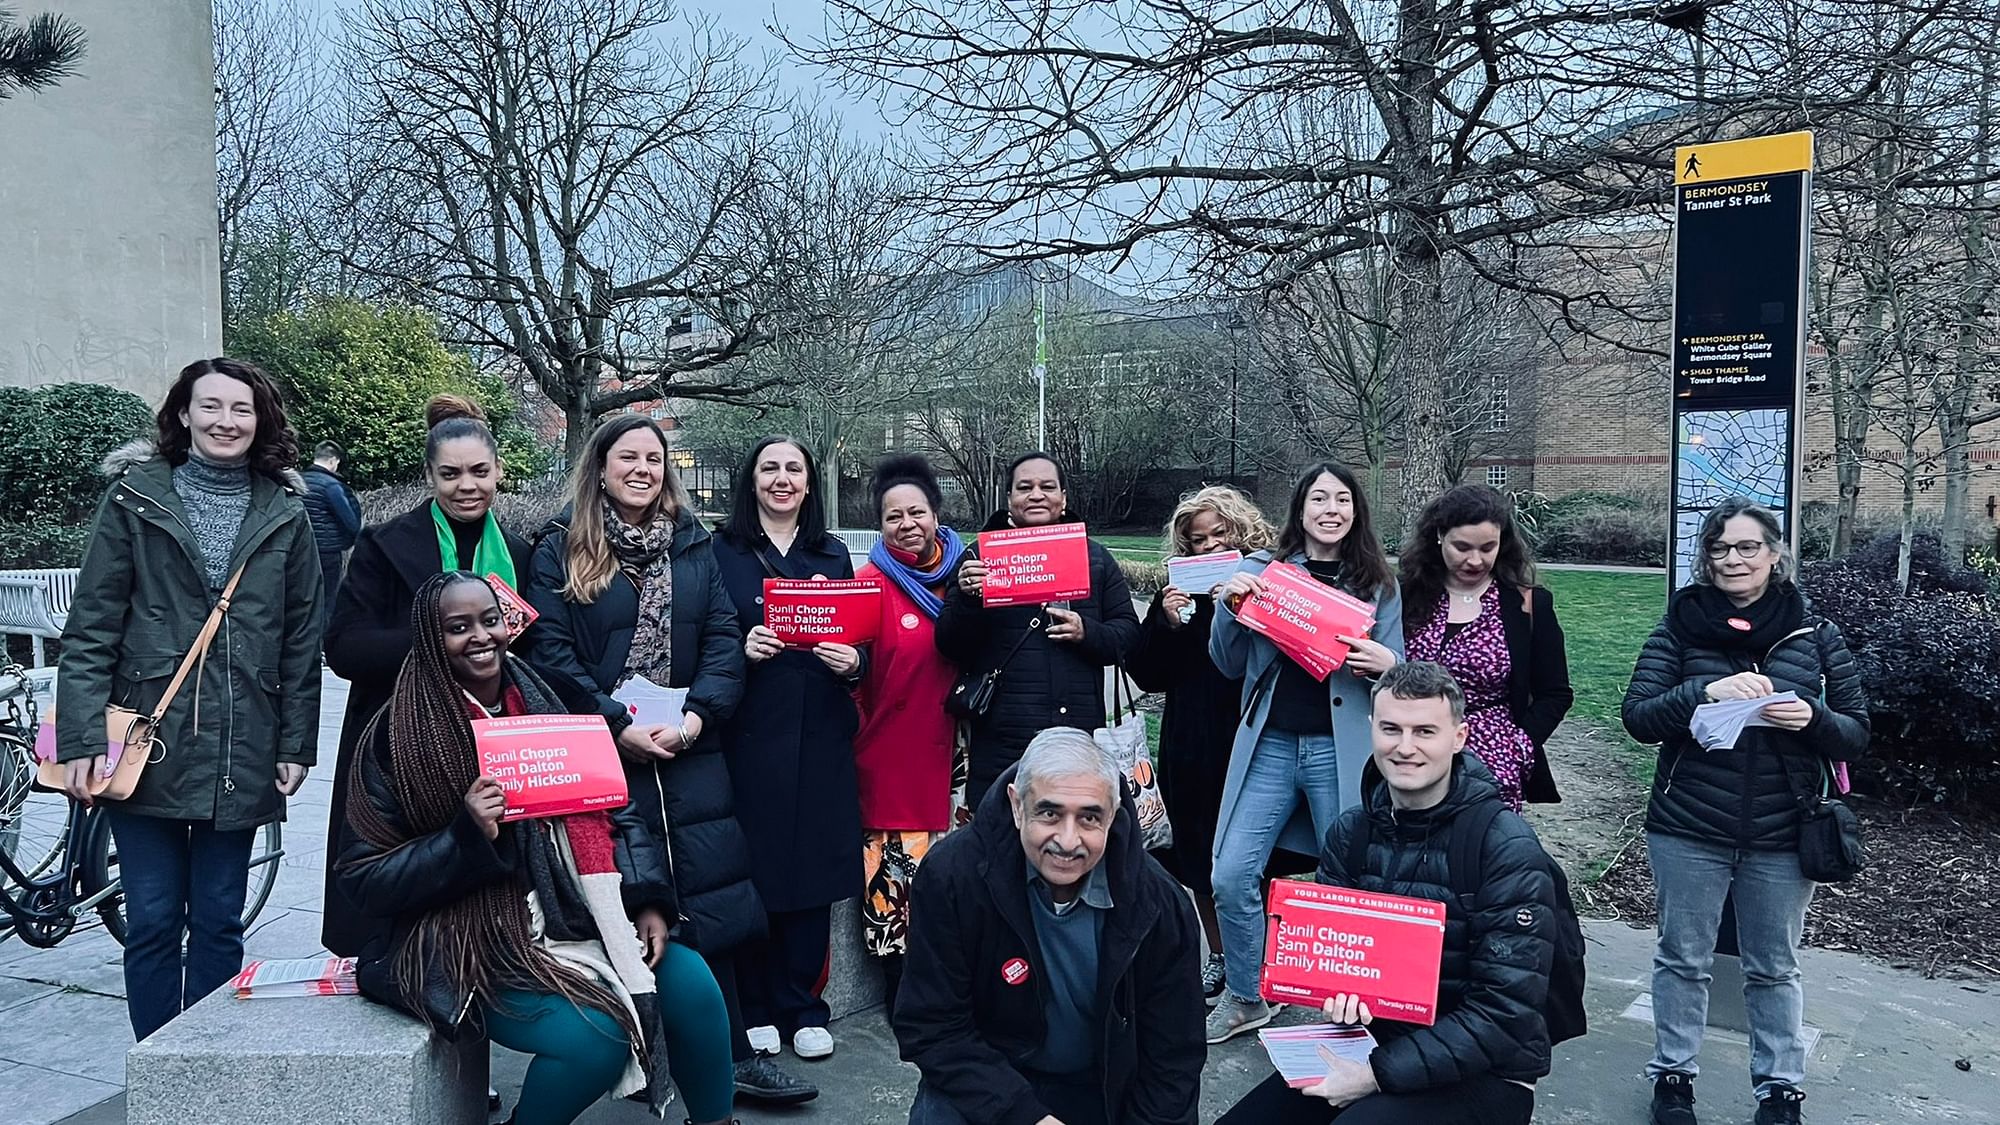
[1219,661,1562,1125]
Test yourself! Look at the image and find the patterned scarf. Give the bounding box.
[606,498,676,686]
[869,527,966,620]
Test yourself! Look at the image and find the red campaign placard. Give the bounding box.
[1235,562,1376,681]
[763,579,883,646]
[1260,878,1447,1025]
[978,523,1093,607]
[473,714,628,821]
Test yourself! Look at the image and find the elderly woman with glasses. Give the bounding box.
[1621,497,1870,1125]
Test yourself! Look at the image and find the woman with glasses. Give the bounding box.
[1622,497,1869,1125]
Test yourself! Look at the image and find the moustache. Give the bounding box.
[1041,843,1089,862]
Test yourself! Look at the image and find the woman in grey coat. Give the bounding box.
[57,358,323,1040]
[1204,461,1404,1046]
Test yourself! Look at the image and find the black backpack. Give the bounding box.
[1345,801,1588,1044]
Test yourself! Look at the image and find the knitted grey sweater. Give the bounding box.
[172,453,252,590]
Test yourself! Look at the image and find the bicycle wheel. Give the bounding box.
[0,732,70,886]
[90,818,286,946]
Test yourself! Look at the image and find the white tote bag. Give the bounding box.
[1095,668,1173,850]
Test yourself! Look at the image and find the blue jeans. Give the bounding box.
[1645,832,1816,1096]
[1212,730,1346,1001]
[105,808,255,1040]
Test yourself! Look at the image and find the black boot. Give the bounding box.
[1651,1071,1697,1125]
[1754,1085,1805,1125]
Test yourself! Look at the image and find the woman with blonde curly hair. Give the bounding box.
[1124,484,1275,1001]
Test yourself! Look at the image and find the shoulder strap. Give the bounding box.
[148,563,249,725]
[1446,802,1507,905]
[751,543,782,580]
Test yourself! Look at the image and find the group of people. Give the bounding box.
[46,356,1870,1125]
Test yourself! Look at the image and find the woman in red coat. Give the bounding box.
[851,454,969,1007]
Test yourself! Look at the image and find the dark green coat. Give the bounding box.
[56,444,325,830]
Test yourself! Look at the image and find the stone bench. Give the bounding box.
[126,989,487,1125]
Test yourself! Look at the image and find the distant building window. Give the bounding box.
[1486,464,1508,488]
[1485,372,1509,432]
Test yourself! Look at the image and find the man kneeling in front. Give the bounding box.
[893,727,1206,1125]
[1218,661,1563,1125]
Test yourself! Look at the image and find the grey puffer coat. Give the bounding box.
[1621,597,1870,852]
[56,442,323,830]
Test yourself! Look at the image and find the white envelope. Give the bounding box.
[613,675,690,726]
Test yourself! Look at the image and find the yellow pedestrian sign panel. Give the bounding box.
[1675,131,1813,185]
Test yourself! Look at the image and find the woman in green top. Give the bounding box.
[320,393,534,957]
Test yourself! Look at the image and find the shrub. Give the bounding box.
[233,299,551,490]
[0,384,154,525]
[0,522,91,569]
[1523,490,1667,567]
[1799,533,2000,803]
[1119,558,1167,596]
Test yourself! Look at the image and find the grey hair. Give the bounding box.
[1693,497,1794,587]
[1013,727,1121,805]
[1371,660,1467,723]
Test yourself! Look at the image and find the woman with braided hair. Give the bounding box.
[336,571,738,1125]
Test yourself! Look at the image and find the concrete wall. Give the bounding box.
[0,0,219,402]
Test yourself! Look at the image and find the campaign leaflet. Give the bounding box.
[762,578,883,646]
[978,523,1093,607]
[1234,562,1376,680]
[486,572,540,633]
[473,714,628,821]
[1260,878,1447,1025]
[1165,549,1245,595]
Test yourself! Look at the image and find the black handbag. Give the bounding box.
[1796,762,1865,883]
[946,613,1039,720]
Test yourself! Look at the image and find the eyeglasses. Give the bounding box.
[1705,540,1770,561]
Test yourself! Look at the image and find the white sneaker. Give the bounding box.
[792,1026,834,1060]
[746,1024,781,1055]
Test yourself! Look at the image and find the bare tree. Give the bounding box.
[339,0,789,459]
[794,0,1971,524]
[214,0,326,334]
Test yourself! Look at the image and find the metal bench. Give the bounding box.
[0,567,78,667]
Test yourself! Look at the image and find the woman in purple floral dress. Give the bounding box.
[1400,485,1575,809]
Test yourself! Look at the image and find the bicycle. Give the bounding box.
[0,663,283,948]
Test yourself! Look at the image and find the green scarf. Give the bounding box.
[431,501,517,587]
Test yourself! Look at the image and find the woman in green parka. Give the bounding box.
[56,357,324,1041]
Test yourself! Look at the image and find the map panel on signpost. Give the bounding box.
[1673,409,1795,582]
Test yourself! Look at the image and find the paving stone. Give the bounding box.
[0,1062,123,1123]
[0,988,134,1085]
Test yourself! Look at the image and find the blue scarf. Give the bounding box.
[869,527,967,620]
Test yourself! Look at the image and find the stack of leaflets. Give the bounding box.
[1690,691,1800,750]
[1258,1023,1380,1088]
[231,957,358,999]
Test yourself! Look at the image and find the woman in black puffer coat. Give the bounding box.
[935,452,1142,809]
[1622,497,1869,1125]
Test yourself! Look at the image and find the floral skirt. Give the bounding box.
[859,724,971,957]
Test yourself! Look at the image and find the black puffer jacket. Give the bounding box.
[934,513,1142,805]
[1316,755,1558,1095]
[523,507,764,954]
[334,659,675,1035]
[1622,592,1869,852]
[893,765,1206,1125]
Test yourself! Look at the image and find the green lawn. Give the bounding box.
[1539,570,1665,783]
[1097,533,1166,562]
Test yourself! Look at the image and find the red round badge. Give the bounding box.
[901,612,921,631]
[1727,616,1753,632]
[1001,958,1031,986]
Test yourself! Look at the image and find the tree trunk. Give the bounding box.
[564,386,592,468]
[1941,47,1995,563]
[1394,247,1452,531]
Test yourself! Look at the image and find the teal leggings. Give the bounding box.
[487,941,734,1125]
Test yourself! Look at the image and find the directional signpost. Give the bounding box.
[1667,131,1814,590]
